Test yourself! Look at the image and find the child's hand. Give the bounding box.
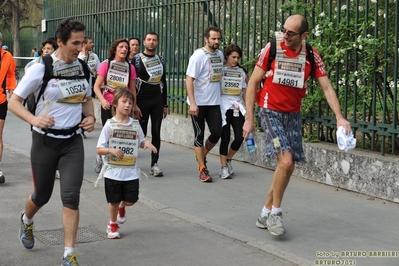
[109,147,124,159]
[142,141,157,153]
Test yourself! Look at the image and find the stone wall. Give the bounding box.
[93,99,399,203]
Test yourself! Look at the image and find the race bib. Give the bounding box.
[53,61,89,104]
[106,61,129,89]
[140,54,163,84]
[57,79,88,103]
[221,67,243,95]
[87,54,97,74]
[108,121,140,167]
[272,32,306,89]
[203,48,223,82]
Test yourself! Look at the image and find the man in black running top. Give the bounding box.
[131,31,167,177]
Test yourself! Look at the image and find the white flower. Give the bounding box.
[340,59,345,63]
[367,34,372,38]
[383,13,386,19]
[250,6,254,11]
[378,9,383,16]
[339,80,342,85]
[257,36,261,41]
[236,32,240,36]
[226,14,230,19]
[320,12,325,17]
[341,5,347,10]
[356,79,362,86]
[389,81,394,88]
[371,0,377,3]
[353,43,357,48]
[315,30,322,37]
[354,71,358,76]
[341,49,346,54]
[277,22,281,28]
[359,45,363,50]
[357,35,362,41]
[371,21,375,27]
[358,6,364,11]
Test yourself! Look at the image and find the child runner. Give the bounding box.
[96,89,156,239]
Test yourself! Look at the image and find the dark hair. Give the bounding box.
[55,18,86,45]
[224,44,243,60]
[143,32,158,41]
[129,37,141,45]
[292,14,309,33]
[41,37,58,50]
[108,38,130,62]
[204,26,222,38]
[224,44,248,74]
[83,36,92,44]
[111,89,135,116]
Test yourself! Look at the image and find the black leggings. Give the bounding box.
[30,131,84,210]
[101,107,113,126]
[191,105,222,147]
[137,95,163,166]
[219,109,245,156]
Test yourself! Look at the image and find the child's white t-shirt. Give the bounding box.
[96,117,145,181]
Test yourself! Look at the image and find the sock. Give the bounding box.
[64,247,75,258]
[22,213,33,225]
[261,206,271,217]
[109,220,118,224]
[271,206,282,215]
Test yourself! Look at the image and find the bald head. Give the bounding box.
[286,14,309,34]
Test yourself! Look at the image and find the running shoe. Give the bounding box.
[150,164,163,177]
[107,222,120,239]
[62,253,79,266]
[93,159,103,174]
[255,212,269,229]
[266,212,286,236]
[195,156,207,171]
[199,168,212,182]
[0,170,4,183]
[117,206,127,224]
[55,170,60,179]
[226,159,234,176]
[19,211,34,249]
[219,166,231,179]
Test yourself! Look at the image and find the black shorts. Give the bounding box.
[0,101,8,120]
[104,178,139,204]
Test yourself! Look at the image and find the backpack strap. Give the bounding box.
[78,58,91,83]
[36,55,54,105]
[305,43,316,79]
[266,40,277,72]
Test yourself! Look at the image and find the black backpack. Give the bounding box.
[24,55,91,115]
[267,39,316,79]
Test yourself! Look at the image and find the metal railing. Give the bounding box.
[42,0,399,155]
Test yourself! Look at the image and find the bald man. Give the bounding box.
[243,14,351,236]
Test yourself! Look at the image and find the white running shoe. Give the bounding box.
[150,164,163,177]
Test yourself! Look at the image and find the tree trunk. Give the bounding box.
[11,0,20,64]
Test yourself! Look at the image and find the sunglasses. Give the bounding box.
[281,28,302,37]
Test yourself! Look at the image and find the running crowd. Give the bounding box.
[1,14,352,265]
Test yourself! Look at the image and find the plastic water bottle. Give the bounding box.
[246,132,256,153]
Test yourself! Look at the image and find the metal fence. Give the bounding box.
[42,0,399,155]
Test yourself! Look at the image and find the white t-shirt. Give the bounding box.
[186,48,224,106]
[14,54,92,138]
[97,117,145,181]
[78,51,100,76]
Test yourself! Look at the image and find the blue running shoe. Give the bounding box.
[19,211,34,249]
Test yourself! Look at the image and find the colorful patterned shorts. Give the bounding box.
[259,108,305,162]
